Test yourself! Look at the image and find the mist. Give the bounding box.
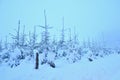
[0,0,120,48]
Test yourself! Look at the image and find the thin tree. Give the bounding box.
[87,37,91,48]
[10,20,21,47]
[16,20,20,46]
[33,26,37,48]
[4,36,8,49]
[28,26,37,48]
[60,17,65,44]
[69,28,72,42]
[28,26,37,57]
[0,40,3,52]
[73,27,78,44]
[36,10,52,61]
[20,25,26,47]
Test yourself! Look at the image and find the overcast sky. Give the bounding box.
[0,0,120,47]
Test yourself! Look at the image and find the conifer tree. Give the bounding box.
[60,17,65,46]
[4,36,8,49]
[10,20,21,47]
[37,10,52,62]
[0,40,3,52]
[20,25,26,47]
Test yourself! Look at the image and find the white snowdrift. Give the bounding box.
[0,54,120,80]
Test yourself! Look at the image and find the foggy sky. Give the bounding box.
[0,0,120,47]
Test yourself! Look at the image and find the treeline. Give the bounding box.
[0,10,120,68]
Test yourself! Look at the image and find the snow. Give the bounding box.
[0,53,120,80]
[11,47,21,59]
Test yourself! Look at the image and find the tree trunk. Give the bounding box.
[35,52,39,69]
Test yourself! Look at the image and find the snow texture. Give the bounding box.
[0,53,120,80]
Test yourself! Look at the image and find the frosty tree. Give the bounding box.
[10,20,21,47]
[0,40,3,52]
[37,10,52,63]
[28,26,38,57]
[73,27,78,44]
[28,26,37,49]
[4,36,8,49]
[60,17,65,46]
[20,25,26,47]
[69,28,72,42]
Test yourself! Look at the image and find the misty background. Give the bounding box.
[0,0,120,48]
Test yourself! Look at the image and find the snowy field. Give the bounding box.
[0,53,120,80]
[0,0,120,80]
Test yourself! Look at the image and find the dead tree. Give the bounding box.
[35,52,39,69]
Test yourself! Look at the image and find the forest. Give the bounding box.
[0,10,120,69]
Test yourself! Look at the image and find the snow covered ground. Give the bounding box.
[0,53,120,80]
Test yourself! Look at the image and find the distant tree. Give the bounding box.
[17,20,20,46]
[20,25,26,47]
[4,36,8,49]
[32,26,37,47]
[73,27,78,44]
[27,26,38,57]
[59,17,65,46]
[87,37,91,48]
[69,28,72,42]
[82,39,87,48]
[10,20,21,47]
[28,26,37,49]
[0,40,3,52]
